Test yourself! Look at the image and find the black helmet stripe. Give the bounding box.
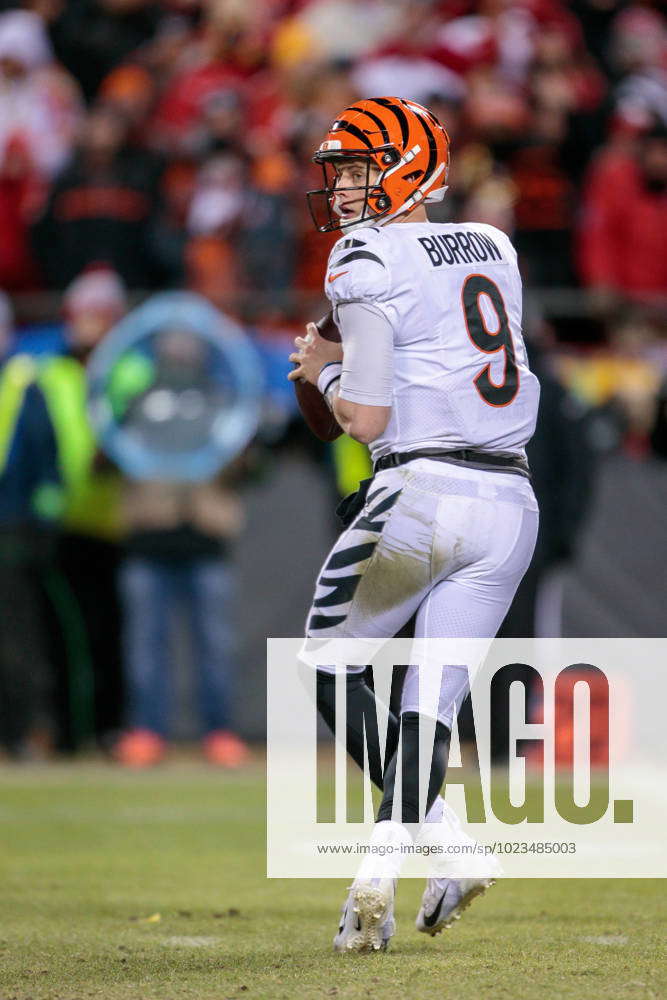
[336,120,374,149]
[401,99,438,182]
[347,106,390,144]
[403,97,441,130]
[371,97,409,147]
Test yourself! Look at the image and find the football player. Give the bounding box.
[288,97,540,953]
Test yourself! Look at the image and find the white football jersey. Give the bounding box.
[324,221,540,461]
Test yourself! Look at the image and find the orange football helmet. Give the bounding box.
[307,96,451,233]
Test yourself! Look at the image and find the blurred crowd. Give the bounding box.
[0,0,664,311]
[0,0,666,762]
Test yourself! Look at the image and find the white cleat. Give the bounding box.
[333,877,396,953]
[416,876,495,936]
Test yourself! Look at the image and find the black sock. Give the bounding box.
[376,711,451,824]
[316,669,399,790]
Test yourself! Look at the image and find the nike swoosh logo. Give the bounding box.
[423,892,448,928]
[328,270,349,283]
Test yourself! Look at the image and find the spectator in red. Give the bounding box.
[150,0,273,156]
[0,9,82,290]
[578,121,667,304]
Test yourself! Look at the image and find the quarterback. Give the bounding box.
[288,97,540,953]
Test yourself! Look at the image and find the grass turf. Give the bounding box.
[0,760,664,1000]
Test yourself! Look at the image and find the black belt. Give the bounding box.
[336,448,530,529]
[373,448,530,478]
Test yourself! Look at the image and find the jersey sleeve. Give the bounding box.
[336,302,394,407]
[324,228,393,316]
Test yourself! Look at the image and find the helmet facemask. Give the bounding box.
[307,148,399,234]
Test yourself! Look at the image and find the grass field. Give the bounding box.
[0,759,664,1000]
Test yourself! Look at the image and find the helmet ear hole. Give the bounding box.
[403,170,422,183]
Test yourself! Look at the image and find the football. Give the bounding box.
[293,312,344,441]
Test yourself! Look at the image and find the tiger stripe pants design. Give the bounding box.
[305,457,539,728]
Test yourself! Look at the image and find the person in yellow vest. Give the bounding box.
[45,265,127,749]
[0,296,64,756]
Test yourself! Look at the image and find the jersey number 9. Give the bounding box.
[462,274,519,408]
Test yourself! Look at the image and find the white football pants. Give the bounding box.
[306,457,539,728]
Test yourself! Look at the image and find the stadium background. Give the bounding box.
[1,4,666,999]
[0,0,666,756]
